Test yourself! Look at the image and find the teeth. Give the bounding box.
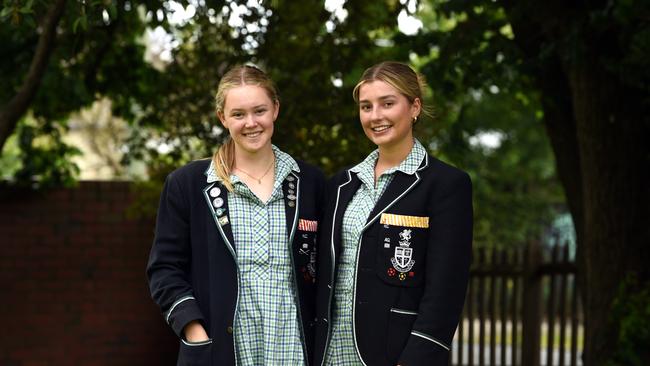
[372,126,391,132]
[244,132,262,137]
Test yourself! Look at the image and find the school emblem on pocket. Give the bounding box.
[391,229,415,273]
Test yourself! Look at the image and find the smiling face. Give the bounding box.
[218,84,279,156]
[358,80,421,151]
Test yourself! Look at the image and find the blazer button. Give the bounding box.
[226,326,233,334]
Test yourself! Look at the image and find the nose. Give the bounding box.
[244,114,257,127]
[369,105,381,121]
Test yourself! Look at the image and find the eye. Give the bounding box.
[360,104,371,112]
[383,101,394,108]
[255,108,267,115]
[231,112,244,119]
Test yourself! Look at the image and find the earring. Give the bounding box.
[413,116,418,123]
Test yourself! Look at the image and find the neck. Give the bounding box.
[233,144,275,172]
[377,138,414,170]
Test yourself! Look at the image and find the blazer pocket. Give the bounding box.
[386,308,418,363]
[178,338,213,366]
[376,224,427,287]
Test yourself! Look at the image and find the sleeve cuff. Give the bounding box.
[165,296,205,338]
[398,331,450,366]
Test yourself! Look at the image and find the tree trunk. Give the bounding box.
[535,61,588,325]
[503,0,589,328]
[0,0,67,151]
[568,61,650,365]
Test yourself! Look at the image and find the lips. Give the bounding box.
[243,131,262,138]
[371,125,392,133]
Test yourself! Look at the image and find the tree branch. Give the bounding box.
[0,0,67,151]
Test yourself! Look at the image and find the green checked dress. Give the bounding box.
[228,145,305,365]
[324,139,426,365]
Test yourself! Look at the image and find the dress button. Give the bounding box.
[226,326,233,334]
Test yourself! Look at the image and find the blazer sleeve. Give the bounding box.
[146,172,205,338]
[398,171,473,366]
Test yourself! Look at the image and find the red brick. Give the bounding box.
[1,182,174,366]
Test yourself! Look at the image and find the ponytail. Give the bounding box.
[212,137,235,191]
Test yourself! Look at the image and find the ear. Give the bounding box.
[411,98,422,119]
[217,111,228,128]
[272,100,280,121]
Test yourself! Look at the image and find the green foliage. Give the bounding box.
[428,91,563,247]
[1,0,567,244]
[1,0,37,27]
[11,116,80,188]
[606,274,650,366]
[0,131,21,180]
[1,0,167,185]
[123,0,407,176]
[398,0,565,247]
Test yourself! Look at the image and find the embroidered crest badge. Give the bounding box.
[390,229,415,273]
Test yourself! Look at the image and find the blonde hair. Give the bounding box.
[352,61,433,122]
[212,65,279,191]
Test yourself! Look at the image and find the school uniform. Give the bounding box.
[147,146,325,366]
[314,140,472,366]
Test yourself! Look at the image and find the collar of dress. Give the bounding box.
[350,138,427,179]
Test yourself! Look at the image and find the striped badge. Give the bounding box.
[298,219,318,232]
[380,213,429,228]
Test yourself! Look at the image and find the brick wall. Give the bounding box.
[0,182,177,366]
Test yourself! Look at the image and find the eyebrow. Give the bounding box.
[359,95,398,104]
[229,104,269,112]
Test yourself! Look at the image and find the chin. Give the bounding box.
[242,139,271,153]
[372,136,394,147]
[364,132,383,146]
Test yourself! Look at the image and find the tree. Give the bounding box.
[1,0,411,181]
[409,1,650,364]
[2,1,568,247]
[1,0,168,185]
[0,0,66,150]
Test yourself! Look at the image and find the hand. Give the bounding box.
[184,320,209,342]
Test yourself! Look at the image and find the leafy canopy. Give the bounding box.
[1,0,565,246]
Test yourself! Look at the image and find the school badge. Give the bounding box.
[307,248,317,282]
[391,229,415,274]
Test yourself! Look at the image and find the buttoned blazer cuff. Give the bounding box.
[398,330,450,366]
[165,296,205,338]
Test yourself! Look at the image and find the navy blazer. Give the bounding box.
[147,158,325,366]
[314,154,472,366]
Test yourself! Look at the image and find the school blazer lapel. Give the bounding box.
[331,171,362,261]
[282,171,300,245]
[203,167,237,259]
